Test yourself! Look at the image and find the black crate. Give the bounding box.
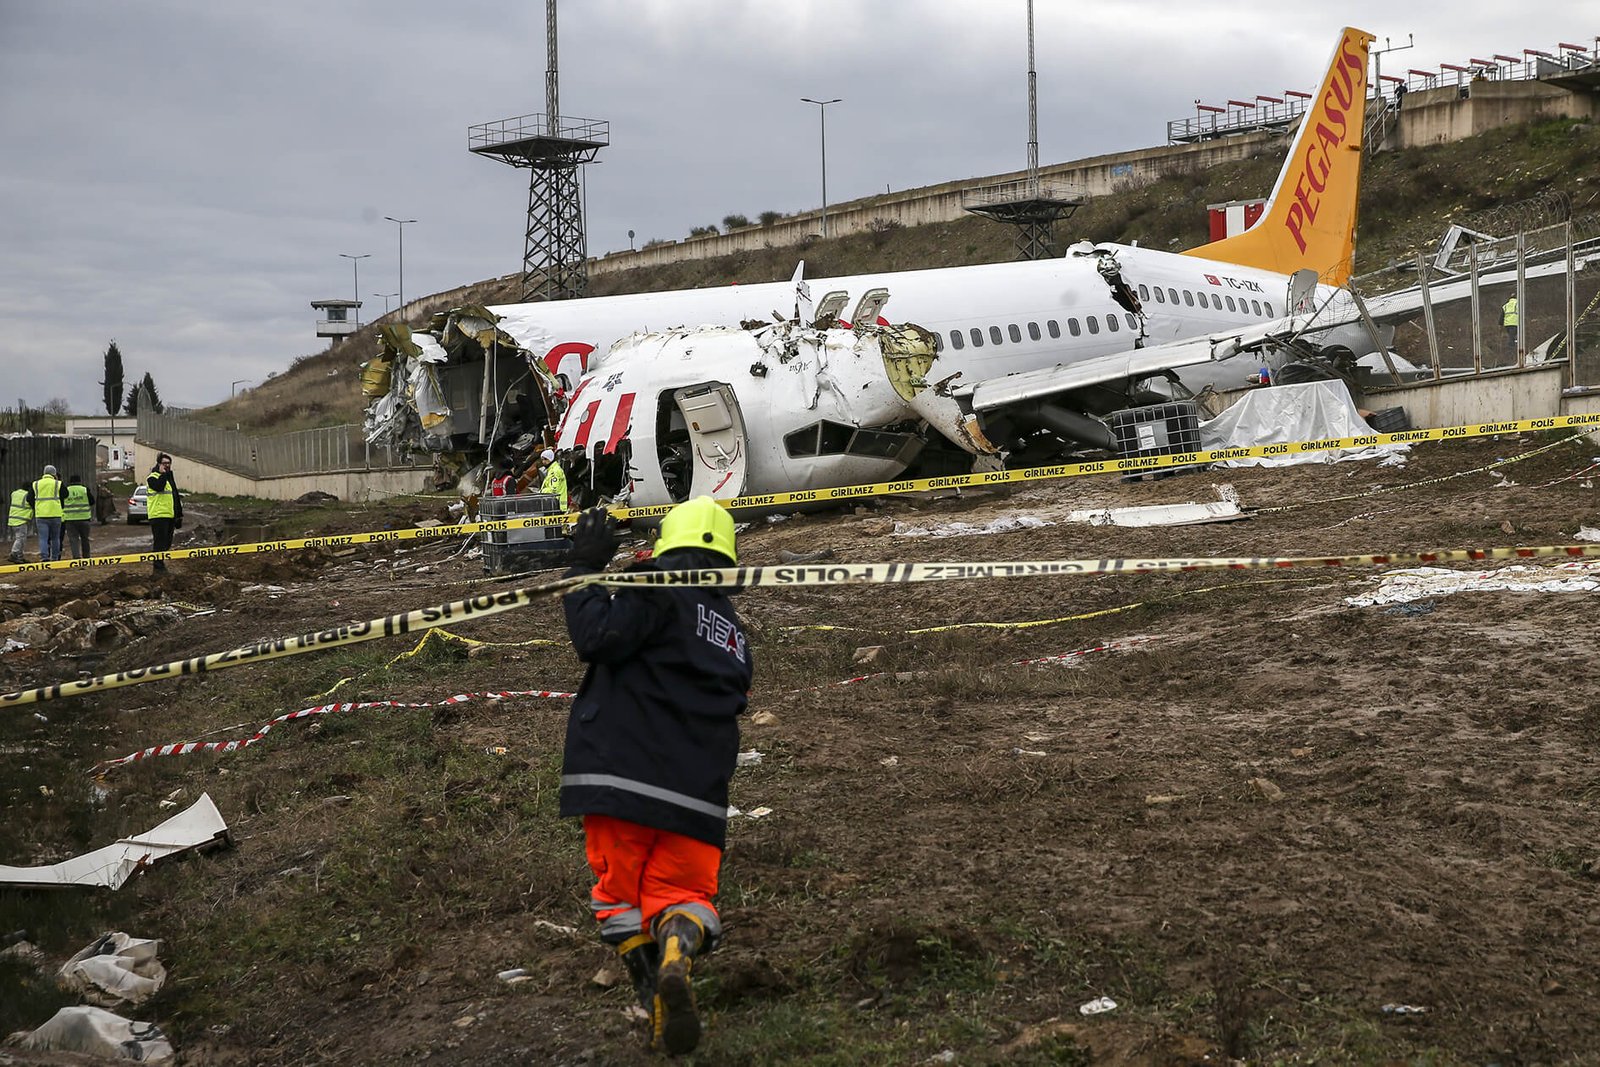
[1106,402,1201,459]
[1366,407,1410,434]
[480,492,570,574]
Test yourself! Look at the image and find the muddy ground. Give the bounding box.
[3,432,1600,1065]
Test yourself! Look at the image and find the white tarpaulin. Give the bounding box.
[1200,380,1408,466]
[59,932,167,1006]
[0,793,230,890]
[17,1006,173,1063]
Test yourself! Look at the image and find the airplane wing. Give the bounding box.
[955,251,1596,414]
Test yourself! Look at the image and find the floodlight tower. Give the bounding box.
[470,0,609,301]
[963,0,1080,259]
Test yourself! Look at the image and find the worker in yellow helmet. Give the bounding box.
[558,497,749,1055]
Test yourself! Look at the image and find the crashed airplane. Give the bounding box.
[366,27,1395,508]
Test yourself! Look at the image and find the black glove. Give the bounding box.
[174,517,184,531]
[567,507,617,569]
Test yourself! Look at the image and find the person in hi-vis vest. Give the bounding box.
[7,483,32,564]
[62,473,96,560]
[28,464,65,563]
[1501,296,1519,356]
[146,453,183,573]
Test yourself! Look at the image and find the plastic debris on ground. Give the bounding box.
[1078,996,1118,1016]
[893,515,1052,538]
[736,750,763,767]
[1063,500,1245,528]
[0,794,231,890]
[1382,1003,1428,1014]
[1345,561,1600,607]
[1575,526,1600,542]
[16,1005,174,1063]
[59,932,167,1006]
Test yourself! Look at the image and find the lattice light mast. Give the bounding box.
[962,0,1080,260]
[469,0,609,301]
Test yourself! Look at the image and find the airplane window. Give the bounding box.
[1251,299,1262,315]
[1226,295,1237,312]
[949,330,964,350]
[931,332,943,352]
[849,428,914,459]
[1153,288,1166,304]
[1183,291,1194,307]
[1212,294,1224,310]
[1046,320,1061,339]
[1106,314,1120,333]
[817,421,854,455]
[989,326,1004,345]
[1138,284,1150,301]
[1265,302,1275,316]
[1008,324,1021,343]
[970,328,984,347]
[1168,288,1179,304]
[1068,318,1081,337]
[1125,314,1138,330]
[1086,316,1100,335]
[784,425,819,458]
[1027,322,1041,341]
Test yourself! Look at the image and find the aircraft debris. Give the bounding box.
[59,932,167,1007]
[0,793,231,890]
[14,1006,174,1063]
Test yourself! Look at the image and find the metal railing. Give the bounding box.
[137,411,423,479]
[468,113,610,152]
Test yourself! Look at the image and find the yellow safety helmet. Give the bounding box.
[654,496,737,563]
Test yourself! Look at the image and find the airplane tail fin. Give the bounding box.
[1182,27,1375,287]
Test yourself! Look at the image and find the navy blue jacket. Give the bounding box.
[559,547,753,848]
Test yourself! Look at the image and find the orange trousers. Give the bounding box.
[583,814,722,932]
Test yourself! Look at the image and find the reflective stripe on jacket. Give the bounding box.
[32,476,63,519]
[7,488,30,526]
[62,484,92,521]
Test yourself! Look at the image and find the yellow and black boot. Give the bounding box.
[651,910,706,1055]
[617,933,660,1014]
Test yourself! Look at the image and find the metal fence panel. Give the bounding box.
[135,412,423,478]
[1,435,98,526]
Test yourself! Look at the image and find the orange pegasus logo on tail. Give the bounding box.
[1183,27,1375,286]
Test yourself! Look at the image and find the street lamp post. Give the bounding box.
[374,292,399,315]
[383,216,417,315]
[800,97,841,238]
[339,253,371,326]
[231,379,250,398]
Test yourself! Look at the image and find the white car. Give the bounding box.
[127,485,148,523]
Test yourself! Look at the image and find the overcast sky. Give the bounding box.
[1,1,1592,414]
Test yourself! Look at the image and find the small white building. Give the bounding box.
[312,298,362,339]
[62,416,135,469]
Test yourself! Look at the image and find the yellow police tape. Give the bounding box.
[2,411,1594,577]
[4,542,1599,708]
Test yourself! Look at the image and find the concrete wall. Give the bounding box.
[590,133,1279,276]
[130,442,434,502]
[1369,364,1570,426]
[1395,80,1598,149]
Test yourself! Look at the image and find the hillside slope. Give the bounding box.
[199,117,1600,435]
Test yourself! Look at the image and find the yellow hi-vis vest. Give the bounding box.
[541,460,568,510]
[1502,297,1519,327]
[32,476,63,519]
[63,483,91,521]
[7,487,30,526]
[147,473,176,520]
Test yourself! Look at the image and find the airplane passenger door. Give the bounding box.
[850,287,890,330]
[674,383,749,501]
[1287,269,1319,315]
